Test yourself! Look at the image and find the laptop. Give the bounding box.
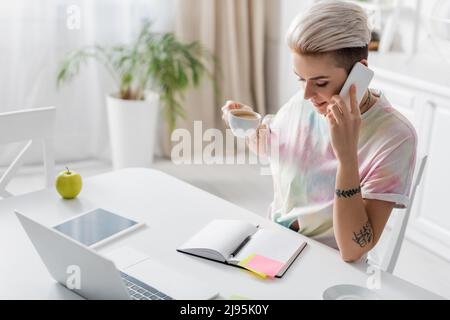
[15,211,218,300]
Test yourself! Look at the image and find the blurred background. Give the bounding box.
[0,0,449,298]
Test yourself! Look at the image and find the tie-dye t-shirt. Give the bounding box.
[266,89,417,249]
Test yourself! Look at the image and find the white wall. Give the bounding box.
[0,0,175,166]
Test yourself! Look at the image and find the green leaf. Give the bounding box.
[56,21,218,135]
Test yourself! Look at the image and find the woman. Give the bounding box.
[221,0,417,262]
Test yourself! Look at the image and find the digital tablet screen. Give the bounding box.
[54,208,140,247]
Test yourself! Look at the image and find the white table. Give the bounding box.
[0,168,443,300]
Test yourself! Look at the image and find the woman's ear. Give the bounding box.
[360,59,368,67]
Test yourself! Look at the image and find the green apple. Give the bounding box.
[55,167,82,199]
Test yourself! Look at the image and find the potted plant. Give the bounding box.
[57,21,214,169]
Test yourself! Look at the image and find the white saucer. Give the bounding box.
[322,284,381,300]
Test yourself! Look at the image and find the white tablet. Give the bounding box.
[53,208,144,248]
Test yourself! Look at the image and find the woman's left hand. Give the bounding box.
[326,84,361,163]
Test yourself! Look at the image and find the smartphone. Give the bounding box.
[339,62,374,111]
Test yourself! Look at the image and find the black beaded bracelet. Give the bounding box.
[335,186,361,198]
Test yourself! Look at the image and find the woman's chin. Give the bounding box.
[314,105,328,115]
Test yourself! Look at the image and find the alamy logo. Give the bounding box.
[66,5,81,30]
[66,265,81,290]
[170,121,279,176]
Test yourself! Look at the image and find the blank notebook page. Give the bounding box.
[179,220,258,259]
[230,228,305,264]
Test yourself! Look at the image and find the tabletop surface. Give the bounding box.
[0,168,443,300]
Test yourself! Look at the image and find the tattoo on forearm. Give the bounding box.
[336,186,361,198]
[352,220,373,248]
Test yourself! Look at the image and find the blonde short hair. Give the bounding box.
[286,0,371,72]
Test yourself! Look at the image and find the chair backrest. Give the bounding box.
[376,155,428,274]
[0,107,56,198]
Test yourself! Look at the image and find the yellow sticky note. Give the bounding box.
[238,254,256,266]
[245,254,284,278]
[238,254,268,279]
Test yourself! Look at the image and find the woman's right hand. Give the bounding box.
[221,100,253,127]
[248,115,273,156]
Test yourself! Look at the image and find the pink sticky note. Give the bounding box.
[238,254,267,278]
[244,254,284,278]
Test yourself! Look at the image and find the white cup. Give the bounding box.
[228,109,262,138]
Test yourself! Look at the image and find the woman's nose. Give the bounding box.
[303,82,315,100]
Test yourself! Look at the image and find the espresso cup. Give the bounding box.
[228,109,262,138]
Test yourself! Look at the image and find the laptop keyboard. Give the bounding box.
[120,272,173,300]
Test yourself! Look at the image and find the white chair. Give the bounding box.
[368,155,428,273]
[0,107,56,198]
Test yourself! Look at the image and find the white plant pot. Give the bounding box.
[106,92,159,170]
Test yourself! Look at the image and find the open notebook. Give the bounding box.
[177,220,307,278]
